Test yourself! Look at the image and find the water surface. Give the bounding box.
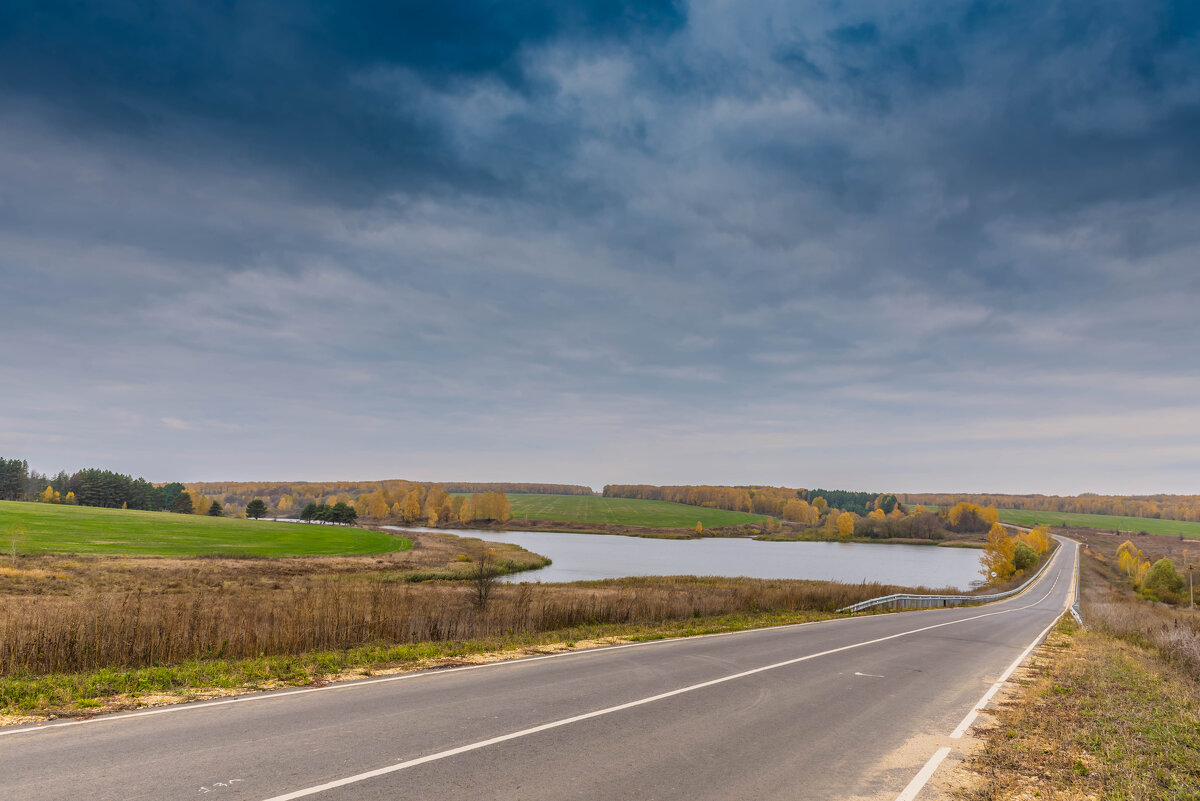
[391,527,982,590]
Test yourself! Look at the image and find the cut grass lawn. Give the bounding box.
[997,508,1200,539]
[0,501,411,557]
[502,493,770,529]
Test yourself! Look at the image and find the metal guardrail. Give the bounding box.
[838,540,1062,613]
[1068,545,1084,627]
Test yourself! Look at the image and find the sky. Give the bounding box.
[2,1,1200,495]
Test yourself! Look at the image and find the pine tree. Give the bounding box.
[207,500,223,516]
[171,492,194,514]
[245,498,268,519]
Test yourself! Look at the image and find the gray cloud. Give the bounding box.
[2,0,1199,493]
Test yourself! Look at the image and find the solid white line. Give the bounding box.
[949,540,1077,739]
[256,561,1069,801]
[891,539,1077,801]
[894,747,952,801]
[0,614,878,739]
[1,540,1069,743]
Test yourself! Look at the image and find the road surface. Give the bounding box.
[3,539,1078,801]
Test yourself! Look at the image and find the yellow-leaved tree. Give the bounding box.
[1116,540,1152,587]
[400,490,423,523]
[836,512,855,538]
[980,523,1016,582]
[1018,525,1052,555]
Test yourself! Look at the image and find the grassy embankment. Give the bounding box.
[0,500,411,557]
[996,507,1200,539]
[0,499,939,721]
[496,494,982,545]
[504,493,767,528]
[954,536,1200,799]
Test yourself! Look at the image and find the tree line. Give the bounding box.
[1,455,232,516]
[299,502,358,525]
[603,484,904,518]
[901,491,1200,525]
[184,479,579,520]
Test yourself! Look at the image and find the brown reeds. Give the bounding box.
[1,576,908,676]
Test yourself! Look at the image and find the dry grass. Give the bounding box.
[0,528,926,718]
[0,573,909,677]
[955,623,1200,801]
[953,540,1200,801]
[1078,547,1200,678]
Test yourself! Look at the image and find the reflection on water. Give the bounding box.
[388,527,982,589]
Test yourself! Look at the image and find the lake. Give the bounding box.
[389,528,984,590]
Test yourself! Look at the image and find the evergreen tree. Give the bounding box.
[159,482,186,512]
[207,500,223,516]
[330,501,355,525]
[245,498,268,519]
[172,491,194,514]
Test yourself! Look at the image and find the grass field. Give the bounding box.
[503,494,769,528]
[0,501,411,557]
[997,508,1200,538]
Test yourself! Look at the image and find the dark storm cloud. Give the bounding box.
[1,0,1199,492]
[0,0,684,202]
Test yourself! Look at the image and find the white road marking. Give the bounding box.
[854,671,885,678]
[951,540,1077,739]
[0,615,876,739]
[256,559,1068,801]
[895,747,952,801]
[895,538,1078,801]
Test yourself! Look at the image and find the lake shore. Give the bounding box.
[403,516,988,548]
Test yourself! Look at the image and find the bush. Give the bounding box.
[1141,558,1186,604]
[1012,542,1038,572]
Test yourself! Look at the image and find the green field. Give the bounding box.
[0,501,412,557]
[998,508,1200,539]
[504,494,769,528]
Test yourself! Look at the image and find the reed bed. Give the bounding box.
[1,576,908,676]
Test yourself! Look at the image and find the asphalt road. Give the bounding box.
[3,539,1078,801]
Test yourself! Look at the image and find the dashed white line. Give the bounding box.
[256,560,1069,801]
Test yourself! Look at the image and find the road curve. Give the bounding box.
[4,539,1078,801]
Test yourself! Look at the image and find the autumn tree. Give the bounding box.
[461,491,512,523]
[836,512,855,538]
[782,499,818,525]
[980,523,1016,582]
[1018,525,1052,555]
[400,490,422,524]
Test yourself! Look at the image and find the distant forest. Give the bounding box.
[603,484,888,517]
[187,480,590,519]
[0,457,219,512]
[901,492,1200,524]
